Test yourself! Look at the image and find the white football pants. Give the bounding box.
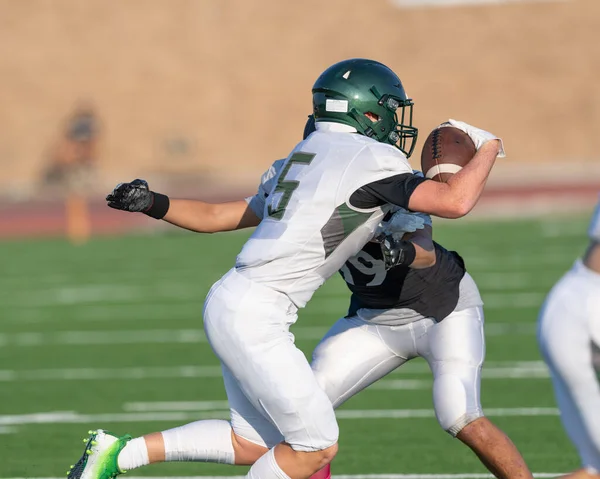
[207,284,485,449]
[538,259,600,473]
[203,268,338,452]
[312,305,485,435]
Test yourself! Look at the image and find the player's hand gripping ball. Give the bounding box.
[420,126,476,183]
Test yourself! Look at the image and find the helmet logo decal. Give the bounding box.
[342,70,351,79]
[326,99,349,113]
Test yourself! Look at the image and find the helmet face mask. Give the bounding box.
[391,98,418,158]
[312,58,418,157]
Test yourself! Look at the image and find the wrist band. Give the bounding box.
[395,240,417,267]
[143,192,170,220]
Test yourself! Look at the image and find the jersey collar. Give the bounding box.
[315,121,357,133]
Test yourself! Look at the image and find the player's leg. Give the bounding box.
[66,269,301,479]
[419,306,533,479]
[538,276,600,478]
[309,314,416,479]
[117,363,280,468]
[311,315,410,408]
[66,364,277,479]
[204,269,339,479]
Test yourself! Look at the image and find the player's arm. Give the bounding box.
[379,225,435,270]
[352,122,503,219]
[407,139,501,218]
[162,199,260,232]
[105,160,284,232]
[105,179,260,233]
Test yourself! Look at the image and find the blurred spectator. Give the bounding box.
[42,102,100,245]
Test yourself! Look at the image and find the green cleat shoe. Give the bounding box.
[67,429,131,479]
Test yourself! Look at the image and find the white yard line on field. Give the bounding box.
[0,366,223,381]
[369,380,431,390]
[481,292,544,309]
[1,289,547,318]
[0,329,207,346]
[0,320,538,348]
[3,301,203,323]
[0,327,330,346]
[0,407,559,427]
[0,361,549,382]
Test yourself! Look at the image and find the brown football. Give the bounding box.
[420,126,476,182]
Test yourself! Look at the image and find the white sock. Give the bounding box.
[117,437,150,471]
[162,419,235,464]
[246,448,291,479]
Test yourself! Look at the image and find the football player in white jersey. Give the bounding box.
[538,199,600,479]
[67,58,504,479]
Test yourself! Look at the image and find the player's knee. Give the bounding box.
[231,432,269,465]
[433,373,483,436]
[319,442,338,465]
[443,411,485,436]
[299,443,338,470]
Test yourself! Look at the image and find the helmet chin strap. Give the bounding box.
[349,108,378,139]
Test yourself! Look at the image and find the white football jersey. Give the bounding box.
[239,122,413,307]
[588,195,600,241]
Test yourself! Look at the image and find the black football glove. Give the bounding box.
[106,179,154,212]
[379,233,416,270]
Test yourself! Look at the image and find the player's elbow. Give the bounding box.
[445,199,473,219]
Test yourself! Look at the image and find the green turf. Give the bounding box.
[0,214,594,477]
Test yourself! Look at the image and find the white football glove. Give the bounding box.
[375,209,429,241]
[439,119,506,158]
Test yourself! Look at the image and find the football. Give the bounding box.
[421,126,476,182]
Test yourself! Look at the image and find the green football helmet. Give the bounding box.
[312,58,418,157]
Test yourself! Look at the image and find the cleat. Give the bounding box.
[88,430,94,435]
[66,429,131,479]
[83,439,88,443]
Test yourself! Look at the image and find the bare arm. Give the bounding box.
[105,159,283,232]
[403,225,436,269]
[162,199,260,233]
[407,140,501,218]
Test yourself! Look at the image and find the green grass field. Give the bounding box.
[0,214,593,478]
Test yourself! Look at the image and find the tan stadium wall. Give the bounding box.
[0,0,598,196]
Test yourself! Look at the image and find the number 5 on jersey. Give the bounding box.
[267,152,315,220]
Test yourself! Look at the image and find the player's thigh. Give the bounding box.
[222,363,283,449]
[311,316,406,408]
[549,362,600,471]
[204,270,338,452]
[419,306,485,435]
[239,330,338,452]
[539,281,600,469]
[538,283,595,392]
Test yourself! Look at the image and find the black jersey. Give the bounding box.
[340,240,466,322]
